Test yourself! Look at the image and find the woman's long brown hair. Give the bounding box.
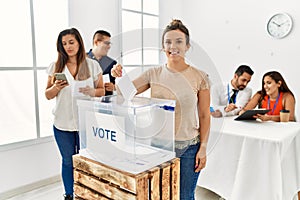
[54,28,90,80]
[258,71,294,106]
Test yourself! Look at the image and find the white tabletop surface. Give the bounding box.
[198,117,300,200]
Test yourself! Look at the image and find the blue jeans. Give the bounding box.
[176,143,200,200]
[53,126,79,196]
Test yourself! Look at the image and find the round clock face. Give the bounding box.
[267,13,293,39]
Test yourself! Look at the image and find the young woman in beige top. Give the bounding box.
[112,19,211,200]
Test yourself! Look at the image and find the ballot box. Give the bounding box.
[77,95,176,174]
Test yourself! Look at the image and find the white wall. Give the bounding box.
[68,0,121,61]
[159,0,183,28]
[181,0,300,117]
[0,139,60,198]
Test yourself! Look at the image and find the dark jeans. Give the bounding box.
[176,143,200,200]
[53,126,79,196]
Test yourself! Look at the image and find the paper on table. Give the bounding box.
[103,74,110,83]
[116,72,137,101]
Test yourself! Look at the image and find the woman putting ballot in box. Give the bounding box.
[111,19,211,200]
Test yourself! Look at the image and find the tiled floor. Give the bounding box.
[5,182,64,200]
[195,186,222,200]
[5,181,222,200]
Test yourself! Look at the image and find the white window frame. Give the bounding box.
[120,0,160,68]
[0,0,68,149]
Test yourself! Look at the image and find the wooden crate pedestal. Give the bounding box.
[73,155,180,200]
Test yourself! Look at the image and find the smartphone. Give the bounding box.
[101,96,112,103]
[54,73,68,83]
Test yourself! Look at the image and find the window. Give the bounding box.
[121,0,159,66]
[0,0,68,145]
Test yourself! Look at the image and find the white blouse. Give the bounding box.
[46,58,102,131]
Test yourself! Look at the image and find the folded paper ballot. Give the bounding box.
[235,109,270,120]
[102,74,110,83]
[116,70,137,101]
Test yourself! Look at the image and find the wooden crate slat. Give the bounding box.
[74,183,109,200]
[73,155,180,200]
[135,173,149,200]
[170,158,180,200]
[148,167,160,200]
[74,170,137,200]
[160,162,171,200]
[73,155,138,193]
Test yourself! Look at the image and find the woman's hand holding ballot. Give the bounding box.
[111,64,123,78]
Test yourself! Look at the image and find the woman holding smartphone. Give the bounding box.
[45,28,104,200]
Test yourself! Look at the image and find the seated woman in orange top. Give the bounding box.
[240,71,295,122]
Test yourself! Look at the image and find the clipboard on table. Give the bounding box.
[234,109,270,121]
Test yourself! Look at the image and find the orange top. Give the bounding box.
[260,92,283,115]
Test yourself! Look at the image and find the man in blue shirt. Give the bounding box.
[87,30,117,95]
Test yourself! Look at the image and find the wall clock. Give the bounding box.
[266,13,293,39]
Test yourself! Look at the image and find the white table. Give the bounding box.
[198,117,300,200]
